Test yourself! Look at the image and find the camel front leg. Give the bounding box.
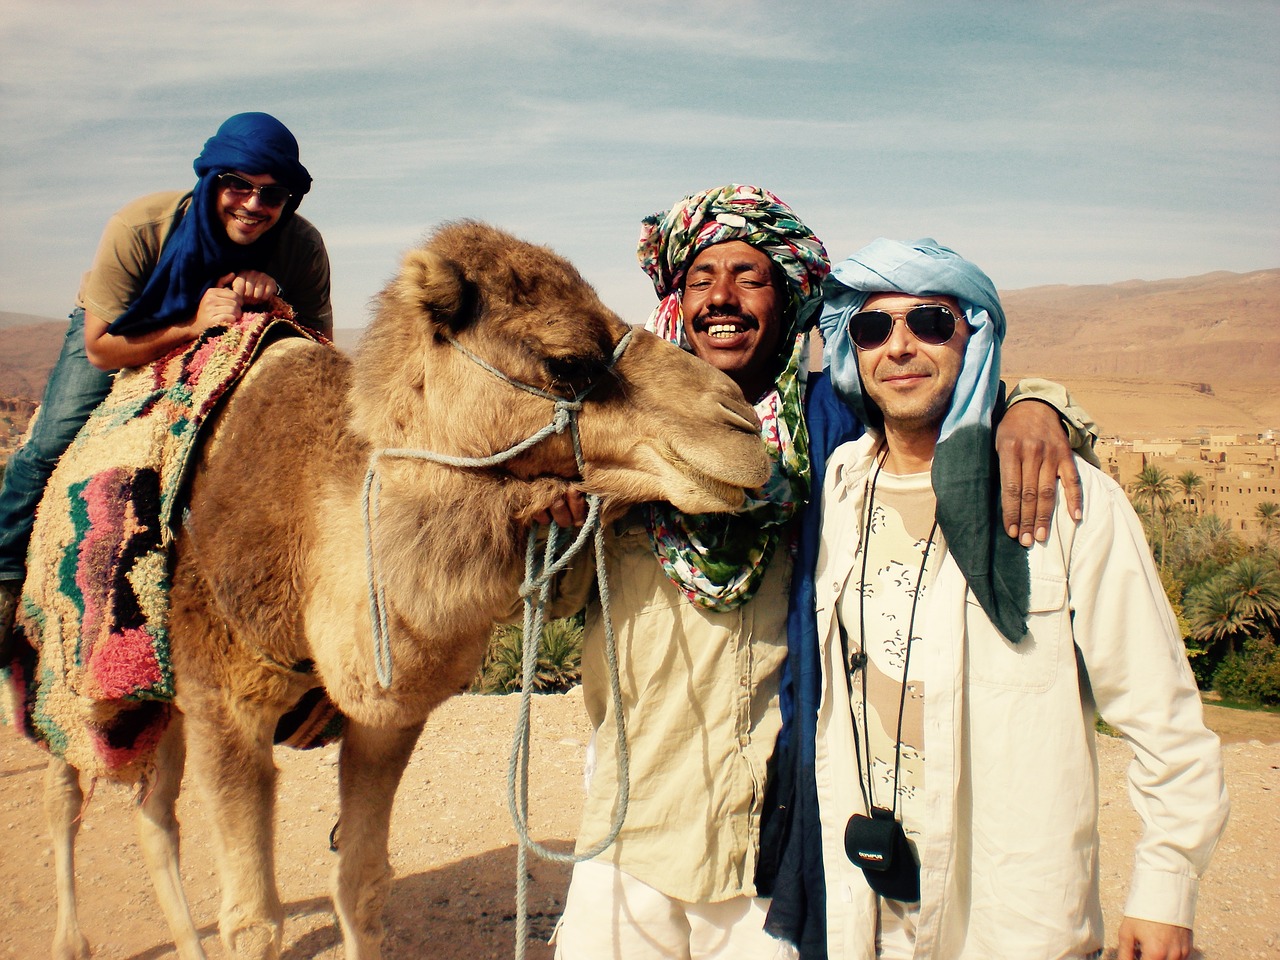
[45,757,90,960]
[137,713,208,960]
[182,696,284,960]
[333,719,424,960]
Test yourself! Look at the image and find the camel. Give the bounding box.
[39,221,772,960]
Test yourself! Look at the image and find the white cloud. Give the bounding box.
[1,0,1276,326]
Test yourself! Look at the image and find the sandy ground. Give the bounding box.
[2,691,1277,960]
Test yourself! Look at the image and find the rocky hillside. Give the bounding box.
[1001,268,1280,433]
[4,267,1279,441]
[0,315,64,402]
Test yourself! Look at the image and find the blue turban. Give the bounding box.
[820,238,1028,642]
[108,112,312,335]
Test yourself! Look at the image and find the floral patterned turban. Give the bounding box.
[637,183,830,348]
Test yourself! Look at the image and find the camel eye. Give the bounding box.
[544,354,604,390]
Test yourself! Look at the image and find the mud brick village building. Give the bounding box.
[1101,432,1280,539]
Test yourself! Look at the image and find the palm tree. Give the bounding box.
[1193,514,1241,565]
[1186,555,1280,656]
[1186,579,1251,655]
[1257,502,1280,544]
[1168,514,1246,594]
[1226,555,1280,628]
[1130,465,1175,514]
[1129,465,1176,568]
[1177,470,1205,516]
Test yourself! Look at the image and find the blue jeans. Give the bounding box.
[0,308,113,582]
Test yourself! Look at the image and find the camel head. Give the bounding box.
[350,221,771,516]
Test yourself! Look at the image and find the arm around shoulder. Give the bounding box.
[1007,377,1100,466]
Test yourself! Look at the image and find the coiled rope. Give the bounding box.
[358,328,634,959]
[506,505,629,959]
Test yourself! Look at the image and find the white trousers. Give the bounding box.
[875,897,919,959]
[552,859,796,960]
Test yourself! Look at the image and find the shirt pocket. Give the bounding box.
[965,575,1066,693]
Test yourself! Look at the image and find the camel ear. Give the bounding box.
[395,248,477,332]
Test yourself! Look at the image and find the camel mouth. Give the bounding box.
[661,449,752,509]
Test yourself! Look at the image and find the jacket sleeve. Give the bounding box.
[1065,468,1229,928]
[1007,377,1101,466]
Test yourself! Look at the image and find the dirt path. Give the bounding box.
[1,693,1276,959]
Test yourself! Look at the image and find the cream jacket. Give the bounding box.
[814,435,1228,960]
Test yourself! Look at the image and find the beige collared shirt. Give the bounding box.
[553,513,791,902]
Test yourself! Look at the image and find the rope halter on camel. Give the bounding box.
[358,326,635,960]
[360,326,633,687]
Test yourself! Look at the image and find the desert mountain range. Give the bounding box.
[1000,268,1279,436]
[3,267,1277,439]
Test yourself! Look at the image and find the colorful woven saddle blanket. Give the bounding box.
[4,305,342,781]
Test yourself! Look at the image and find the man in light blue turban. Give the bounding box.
[0,112,331,651]
[549,189,1094,960]
[768,239,1227,960]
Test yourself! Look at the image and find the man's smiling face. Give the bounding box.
[856,292,971,435]
[215,170,285,245]
[679,240,783,401]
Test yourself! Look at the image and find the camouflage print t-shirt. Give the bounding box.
[836,468,943,860]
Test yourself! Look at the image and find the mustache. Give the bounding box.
[875,365,933,381]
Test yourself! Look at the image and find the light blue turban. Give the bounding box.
[819,238,1028,642]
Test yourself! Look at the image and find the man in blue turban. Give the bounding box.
[0,112,331,644]
[769,239,1227,960]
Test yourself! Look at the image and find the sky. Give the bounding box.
[2,0,1278,329]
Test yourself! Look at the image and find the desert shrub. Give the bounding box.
[1183,637,1218,689]
[472,614,584,694]
[1094,715,1119,738]
[1211,633,1280,706]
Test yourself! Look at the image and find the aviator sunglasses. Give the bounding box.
[216,173,292,208]
[848,304,960,350]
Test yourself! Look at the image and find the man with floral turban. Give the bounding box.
[0,112,331,650]
[770,239,1226,959]
[548,188,1091,960]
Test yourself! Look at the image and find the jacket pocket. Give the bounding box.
[966,575,1066,692]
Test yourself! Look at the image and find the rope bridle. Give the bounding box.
[357,326,635,960]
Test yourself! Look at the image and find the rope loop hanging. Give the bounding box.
[354,326,636,959]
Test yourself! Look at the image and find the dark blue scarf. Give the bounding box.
[759,371,861,958]
[108,112,312,335]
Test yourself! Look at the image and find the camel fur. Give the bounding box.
[40,221,771,960]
